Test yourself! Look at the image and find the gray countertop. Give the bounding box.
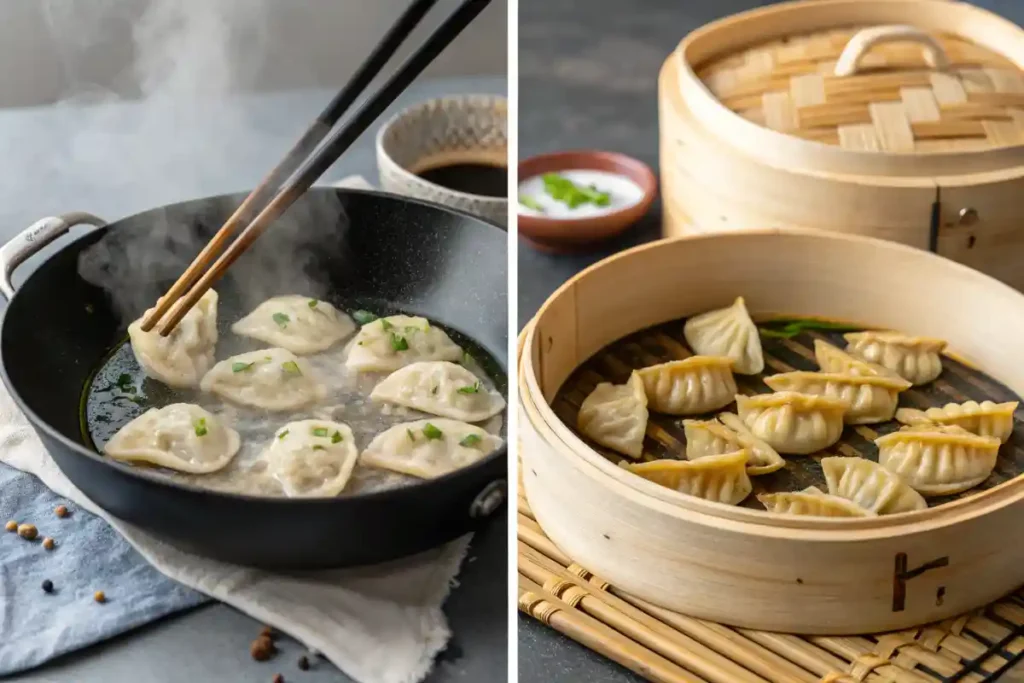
[4,75,508,683]
[516,0,1024,681]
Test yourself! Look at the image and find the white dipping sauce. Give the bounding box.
[518,169,644,219]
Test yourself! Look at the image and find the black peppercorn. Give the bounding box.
[41,579,53,593]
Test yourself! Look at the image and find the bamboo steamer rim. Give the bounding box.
[520,227,1024,538]
[673,0,1024,177]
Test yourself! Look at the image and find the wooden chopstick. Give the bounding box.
[147,0,491,335]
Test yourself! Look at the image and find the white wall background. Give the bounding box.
[0,0,507,107]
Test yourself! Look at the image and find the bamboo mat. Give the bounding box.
[517,471,1024,683]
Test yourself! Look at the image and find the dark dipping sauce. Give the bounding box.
[416,163,507,198]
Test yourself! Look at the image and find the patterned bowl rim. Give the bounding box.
[375,94,509,207]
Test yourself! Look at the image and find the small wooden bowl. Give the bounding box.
[520,228,1024,635]
[517,151,656,253]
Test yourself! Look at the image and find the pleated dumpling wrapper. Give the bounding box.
[361,418,502,479]
[231,295,356,355]
[763,371,911,425]
[875,424,1000,496]
[370,361,505,422]
[895,400,1018,444]
[820,456,927,514]
[636,356,736,415]
[200,347,326,412]
[758,488,874,517]
[261,420,359,497]
[105,403,240,474]
[683,416,784,475]
[683,296,763,375]
[346,315,462,373]
[735,391,846,455]
[128,289,218,389]
[844,331,946,386]
[813,339,897,378]
[618,449,752,505]
[577,371,648,459]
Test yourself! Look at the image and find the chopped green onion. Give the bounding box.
[232,361,254,373]
[278,429,289,440]
[263,356,272,362]
[519,195,545,212]
[457,382,481,395]
[272,312,290,328]
[307,299,318,309]
[282,360,302,375]
[405,326,420,335]
[194,418,208,437]
[542,173,611,209]
[311,427,329,438]
[462,351,473,366]
[460,434,482,448]
[758,318,862,339]
[423,423,443,440]
[331,431,343,444]
[380,318,394,332]
[353,310,378,325]
[406,428,416,442]
[115,373,134,392]
[431,385,439,395]
[312,445,325,451]
[389,333,409,352]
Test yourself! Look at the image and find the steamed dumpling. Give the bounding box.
[821,456,927,514]
[361,418,502,479]
[636,356,736,415]
[813,339,896,378]
[735,391,846,455]
[231,295,356,354]
[874,424,1000,496]
[104,403,240,473]
[844,332,946,385]
[370,361,505,422]
[618,450,752,505]
[683,297,763,374]
[763,371,911,424]
[261,420,359,497]
[895,400,1018,443]
[346,315,462,372]
[577,371,648,458]
[758,489,874,517]
[200,347,326,412]
[127,289,218,388]
[683,416,784,475]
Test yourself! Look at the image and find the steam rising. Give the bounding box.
[37,0,342,323]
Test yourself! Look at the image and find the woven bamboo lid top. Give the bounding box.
[697,25,1024,153]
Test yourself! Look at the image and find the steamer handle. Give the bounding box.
[834,25,950,78]
[0,212,107,301]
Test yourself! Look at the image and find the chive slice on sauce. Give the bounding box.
[193,418,208,437]
[380,318,394,332]
[406,428,416,442]
[232,361,254,373]
[312,445,325,451]
[518,195,544,212]
[331,431,343,443]
[457,382,480,395]
[389,333,409,352]
[542,173,611,209]
[278,429,289,440]
[282,360,302,375]
[422,423,443,440]
[311,427,329,438]
[115,373,134,392]
[460,433,482,448]
[353,310,378,325]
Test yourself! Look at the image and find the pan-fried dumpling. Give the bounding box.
[821,456,927,514]
[104,403,240,473]
[763,371,911,424]
[577,371,648,458]
[231,295,356,354]
[683,416,784,475]
[813,339,898,378]
[735,391,846,455]
[618,450,751,505]
[683,297,763,375]
[200,347,326,412]
[127,289,218,389]
[636,356,736,415]
[844,332,946,385]
[875,424,1000,496]
[361,418,502,479]
[261,420,359,497]
[895,400,1018,444]
[346,315,462,372]
[758,490,874,517]
[370,361,505,422]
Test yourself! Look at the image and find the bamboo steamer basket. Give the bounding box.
[518,229,1024,635]
[659,0,1024,291]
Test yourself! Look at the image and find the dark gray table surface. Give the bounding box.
[2,75,508,683]
[516,1,1023,681]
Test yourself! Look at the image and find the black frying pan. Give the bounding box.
[0,188,507,569]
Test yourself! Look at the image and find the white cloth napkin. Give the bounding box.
[0,175,473,683]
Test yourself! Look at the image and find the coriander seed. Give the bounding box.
[94,590,106,603]
[272,675,284,683]
[55,505,68,518]
[4,520,16,532]
[42,537,55,550]
[17,523,37,540]
[250,636,276,661]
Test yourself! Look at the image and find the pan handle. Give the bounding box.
[0,212,107,301]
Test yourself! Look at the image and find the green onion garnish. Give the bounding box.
[390,333,409,352]
[542,173,611,209]
[457,382,480,395]
[353,310,378,325]
[282,361,302,375]
[194,418,208,437]
[460,434,482,448]
[312,445,325,451]
[307,299,318,309]
[311,427,329,438]
[278,429,289,440]
[115,373,134,392]
[232,361,254,373]
[272,312,290,328]
[519,195,545,212]
[331,431,343,443]
[406,428,416,442]
[758,319,863,339]
[423,423,443,440]
[380,318,394,332]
